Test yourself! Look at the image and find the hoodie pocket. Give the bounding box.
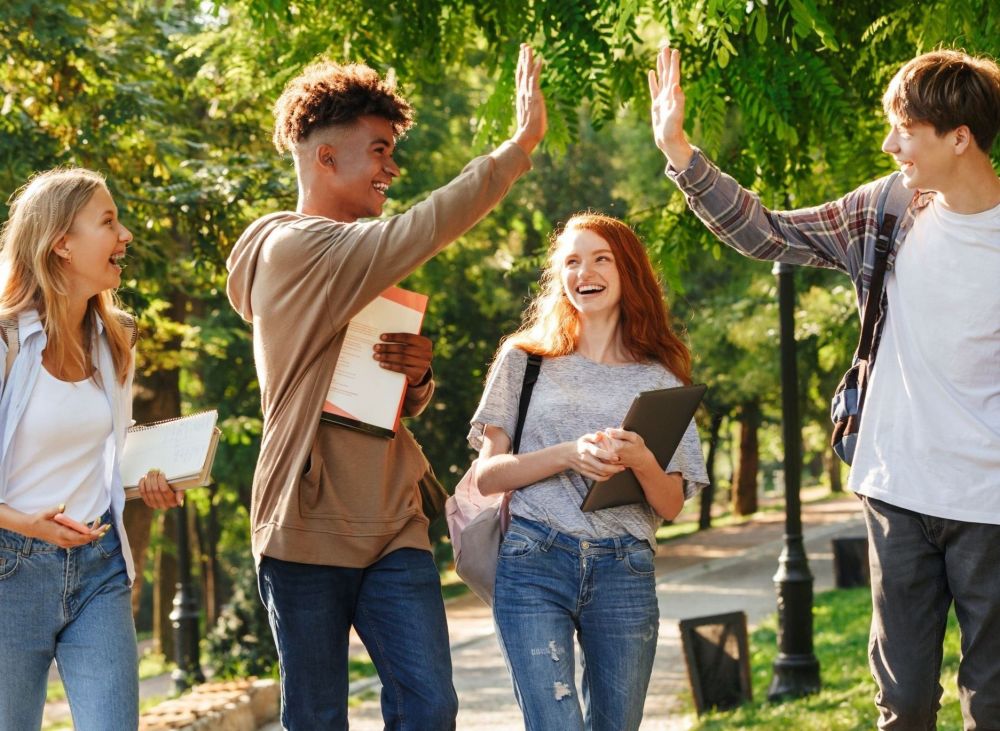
[297,437,420,526]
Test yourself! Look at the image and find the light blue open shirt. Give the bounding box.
[0,308,137,583]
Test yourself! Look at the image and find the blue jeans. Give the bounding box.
[493,517,659,731]
[258,547,458,730]
[863,496,1000,730]
[0,514,138,731]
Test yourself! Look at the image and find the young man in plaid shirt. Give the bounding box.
[649,47,1000,729]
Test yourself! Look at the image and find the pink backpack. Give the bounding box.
[445,353,541,604]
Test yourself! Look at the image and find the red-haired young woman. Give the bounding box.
[468,213,708,730]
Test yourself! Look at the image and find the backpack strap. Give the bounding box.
[115,312,138,349]
[500,352,542,522]
[1,317,19,382]
[512,353,542,455]
[0,312,135,384]
[857,172,911,361]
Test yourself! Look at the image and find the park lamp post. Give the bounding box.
[170,500,205,694]
[767,261,821,701]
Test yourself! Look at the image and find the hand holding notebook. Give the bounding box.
[120,410,221,500]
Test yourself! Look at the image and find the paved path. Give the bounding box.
[262,491,866,730]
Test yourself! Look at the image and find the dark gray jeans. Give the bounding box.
[863,496,1000,730]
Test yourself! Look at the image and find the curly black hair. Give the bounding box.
[272,61,414,153]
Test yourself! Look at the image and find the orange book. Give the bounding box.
[321,286,428,438]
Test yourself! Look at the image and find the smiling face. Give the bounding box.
[320,115,400,222]
[55,186,132,300]
[556,227,622,318]
[882,115,961,191]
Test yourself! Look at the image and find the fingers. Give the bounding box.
[574,434,624,481]
[375,352,432,368]
[530,53,543,91]
[578,457,625,482]
[41,504,64,521]
[139,469,180,510]
[669,46,681,91]
[378,332,432,349]
[56,528,101,548]
[375,334,432,381]
[648,68,659,100]
[604,428,639,443]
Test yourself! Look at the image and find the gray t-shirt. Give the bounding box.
[468,346,709,546]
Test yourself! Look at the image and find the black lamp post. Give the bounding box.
[767,262,821,701]
[170,500,205,693]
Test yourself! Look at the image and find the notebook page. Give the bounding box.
[120,411,218,488]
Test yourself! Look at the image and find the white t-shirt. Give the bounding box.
[4,367,113,522]
[849,198,1000,523]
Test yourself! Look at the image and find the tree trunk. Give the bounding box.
[731,400,760,516]
[825,448,843,493]
[153,509,177,659]
[699,411,726,530]
[126,360,181,614]
[200,496,220,628]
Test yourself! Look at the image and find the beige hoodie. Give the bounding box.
[227,141,531,567]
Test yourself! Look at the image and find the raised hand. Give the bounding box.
[511,43,547,155]
[374,332,433,387]
[648,45,694,170]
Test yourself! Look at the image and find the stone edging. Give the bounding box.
[139,678,279,731]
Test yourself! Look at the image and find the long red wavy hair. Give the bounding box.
[502,213,692,384]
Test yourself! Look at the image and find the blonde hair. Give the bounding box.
[0,168,133,383]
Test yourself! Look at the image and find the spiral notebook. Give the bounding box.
[121,410,221,499]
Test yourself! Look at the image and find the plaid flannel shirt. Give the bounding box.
[667,149,934,318]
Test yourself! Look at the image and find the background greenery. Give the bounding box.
[694,588,963,730]
[2,0,997,671]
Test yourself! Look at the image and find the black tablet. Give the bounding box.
[580,384,707,512]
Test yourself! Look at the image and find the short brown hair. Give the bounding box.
[272,61,414,154]
[883,49,1000,152]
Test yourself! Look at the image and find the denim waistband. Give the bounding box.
[507,516,651,558]
[0,509,114,554]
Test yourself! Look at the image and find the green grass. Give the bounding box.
[138,650,171,680]
[349,656,377,682]
[691,587,964,730]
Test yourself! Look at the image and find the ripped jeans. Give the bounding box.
[493,517,659,731]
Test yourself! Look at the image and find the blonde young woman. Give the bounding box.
[0,169,180,730]
[469,213,709,730]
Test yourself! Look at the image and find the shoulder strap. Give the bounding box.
[857,173,911,360]
[1,318,19,382]
[116,312,138,349]
[512,353,542,454]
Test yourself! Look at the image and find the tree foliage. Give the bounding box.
[2,0,997,655]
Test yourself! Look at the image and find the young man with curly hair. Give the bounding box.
[650,47,1000,729]
[227,45,546,730]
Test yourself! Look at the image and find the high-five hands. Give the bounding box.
[648,45,694,170]
[511,43,547,155]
